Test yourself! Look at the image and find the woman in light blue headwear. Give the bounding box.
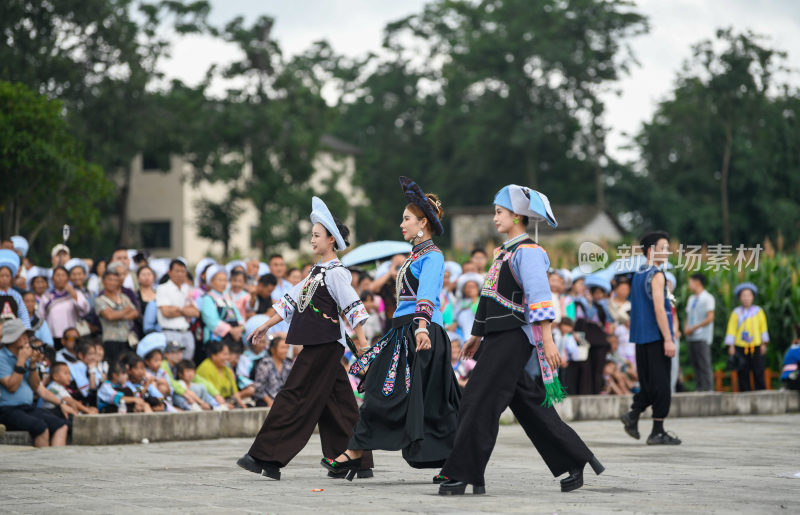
[438,185,602,496]
[236,196,373,481]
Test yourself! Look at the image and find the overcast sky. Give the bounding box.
[161,0,800,162]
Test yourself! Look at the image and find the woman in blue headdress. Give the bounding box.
[437,185,602,495]
[323,177,461,480]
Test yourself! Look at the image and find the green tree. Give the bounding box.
[195,192,245,258]
[624,29,800,246]
[0,0,214,251]
[0,80,112,246]
[194,17,336,253]
[333,0,647,240]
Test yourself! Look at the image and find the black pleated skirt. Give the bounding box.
[348,314,461,468]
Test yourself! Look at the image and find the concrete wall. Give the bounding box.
[3,391,797,446]
[69,408,271,445]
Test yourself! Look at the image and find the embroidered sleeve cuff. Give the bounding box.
[273,294,297,320]
[342,300,370,327]
[724,335,735,345]
[413,299,435,325]
[213,320,232,337]
[761,332,769,343]
[528,300,555,323]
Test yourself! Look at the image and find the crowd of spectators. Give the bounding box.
[1,235,797,447]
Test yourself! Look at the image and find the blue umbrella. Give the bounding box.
[341,241,412,267]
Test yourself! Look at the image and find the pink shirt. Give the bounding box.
[42,289,91,338]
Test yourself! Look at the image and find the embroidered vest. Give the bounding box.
[472,237,540,336]
[396,239,440,304]
[285,263,342,346]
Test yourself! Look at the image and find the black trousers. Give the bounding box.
[248,341,373,469]
[103,340,131,369]
[441,328,593,485]
[566,360,593,395]
[735,346,766,391]
[631,339,671,419]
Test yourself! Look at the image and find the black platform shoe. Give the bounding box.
[320,452,363,481]
[236,454,281,480]
[646,431,681,445]
[432,473,449,484]
[328,469,374,479]
[438,479,486,495]
[560,455,604,492]
[620,411,641,440]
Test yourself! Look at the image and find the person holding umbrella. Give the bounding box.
[323,177,461,480]
[437,184,602,495]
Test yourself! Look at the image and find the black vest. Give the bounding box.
[472,237,540,336]
[285,264,342,346]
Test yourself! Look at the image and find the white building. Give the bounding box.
[126,135,365,264]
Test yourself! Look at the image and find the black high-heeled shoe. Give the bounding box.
[320,452,363,481]
[560,455,604,492]
[328,469,374,479]
[438,479,486,495]
[236,454,281,480]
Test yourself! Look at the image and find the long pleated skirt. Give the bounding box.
[348,315,461,468]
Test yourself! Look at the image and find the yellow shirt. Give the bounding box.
[196,358,238,398]
[725,306,769,350]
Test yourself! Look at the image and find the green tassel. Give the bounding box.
[541,376,568,407]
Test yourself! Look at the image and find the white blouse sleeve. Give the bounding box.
[272,279,305,324]
[326,267,370,328]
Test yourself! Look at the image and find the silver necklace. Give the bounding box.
[298,269,325,313]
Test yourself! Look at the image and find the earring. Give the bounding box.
[513,218,519,225]
[416,230,423,239]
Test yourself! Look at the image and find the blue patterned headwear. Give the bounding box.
[194,257,217,287]
[310,196,348,251]
[400,176,444,236]
[585,273,611,294]
[136,332,167,359]
[493,185,557,228]
[205,264,228,285]
[225,260,247,275]
[10,236,28,257]
[0,249,20,278]
[734,282,757,298]
[65,257,89,276]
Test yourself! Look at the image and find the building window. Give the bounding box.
[141,221,171,249]
[250,226,261,250]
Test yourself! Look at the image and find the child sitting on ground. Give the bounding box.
[175,359,221,410]
[76,339,101,407]
[143,347,172,399]
[123,353,166,412]
[601,334,636,395]
[97,361,151,413]
[42,362,97,418]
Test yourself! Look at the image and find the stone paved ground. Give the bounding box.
[1,414,799,514]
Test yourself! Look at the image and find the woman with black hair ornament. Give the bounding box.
[236,196,374,481]
[437,184,604,495]
[322,177,461,480]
